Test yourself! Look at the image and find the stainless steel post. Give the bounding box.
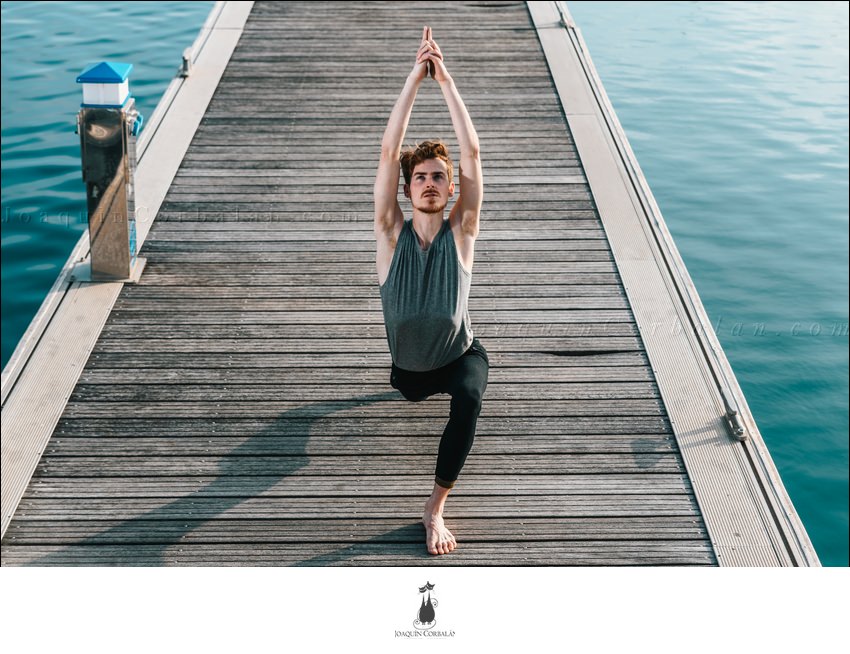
[72,61,146,283]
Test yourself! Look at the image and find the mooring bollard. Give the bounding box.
[72,61,146,283]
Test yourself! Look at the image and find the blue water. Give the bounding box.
[1,2,847,565]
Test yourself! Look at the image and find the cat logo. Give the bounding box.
[394,581,455,639]
[414,581,438,630]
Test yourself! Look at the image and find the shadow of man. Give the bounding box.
[25,390,443,566]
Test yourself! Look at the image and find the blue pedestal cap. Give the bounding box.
[76,62,133,84]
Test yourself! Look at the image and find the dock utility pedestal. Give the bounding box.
[72,61,146,283]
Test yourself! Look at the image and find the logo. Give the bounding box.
[415,581,438,630]
[394,581,456,639]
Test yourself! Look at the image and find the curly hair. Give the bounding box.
[399,140,454,186]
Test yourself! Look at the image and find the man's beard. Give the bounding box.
[415,197,447,214]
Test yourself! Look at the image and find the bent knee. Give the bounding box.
[453,383,484,411]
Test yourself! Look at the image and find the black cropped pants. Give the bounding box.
[390,337,490,489]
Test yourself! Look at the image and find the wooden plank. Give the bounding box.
[89,337,645,354]
[143,224,607,235]
[58,400,667,419]
[53,416,672,436]
[167,160,585,171]
[31,455,686,477]
[116,284,627,299]
[104,310,633,325]
[129,274,622,287]
[123,262,618,275]
[164,183,593,193]
[22,473,690,496]
[146,217,605,229]
[143,227,607,236]
[13,495,700,519]
[94,330,636,340]
[156,201,599,211]
[122,254,619,266]
[107,298,630,311]
[3,516,710,544]
[67,385,663,403]
[0,541,716,566]
[151,211,599,222]
[147,220,610,231]
[172,167,580,179]
[141,228,608,241]
[92,324,637,336]
[83,350,647,368]
[76,366,655,384]
[140,238,615,251]
[43,435,679,457]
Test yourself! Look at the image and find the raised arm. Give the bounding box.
[374,28,433,236]
[420,29,483,238]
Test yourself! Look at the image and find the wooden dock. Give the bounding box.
[0,1,817,566]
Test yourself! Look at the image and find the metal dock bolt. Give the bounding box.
[721,387,747,441]
[72,61,146,283]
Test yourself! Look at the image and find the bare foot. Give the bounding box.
[422,513,457,555]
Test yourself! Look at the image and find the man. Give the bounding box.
[374,27,488,556]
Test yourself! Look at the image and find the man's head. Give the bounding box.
[400,140,455,215]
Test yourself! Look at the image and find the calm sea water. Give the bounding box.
[1,1,847,566]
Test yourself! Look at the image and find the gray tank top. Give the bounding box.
[379,218,474,372]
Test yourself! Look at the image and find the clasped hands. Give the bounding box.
[413,26,451,84]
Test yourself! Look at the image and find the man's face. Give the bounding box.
[405,158,454,215]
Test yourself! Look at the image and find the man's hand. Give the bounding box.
[412,26,451,84]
